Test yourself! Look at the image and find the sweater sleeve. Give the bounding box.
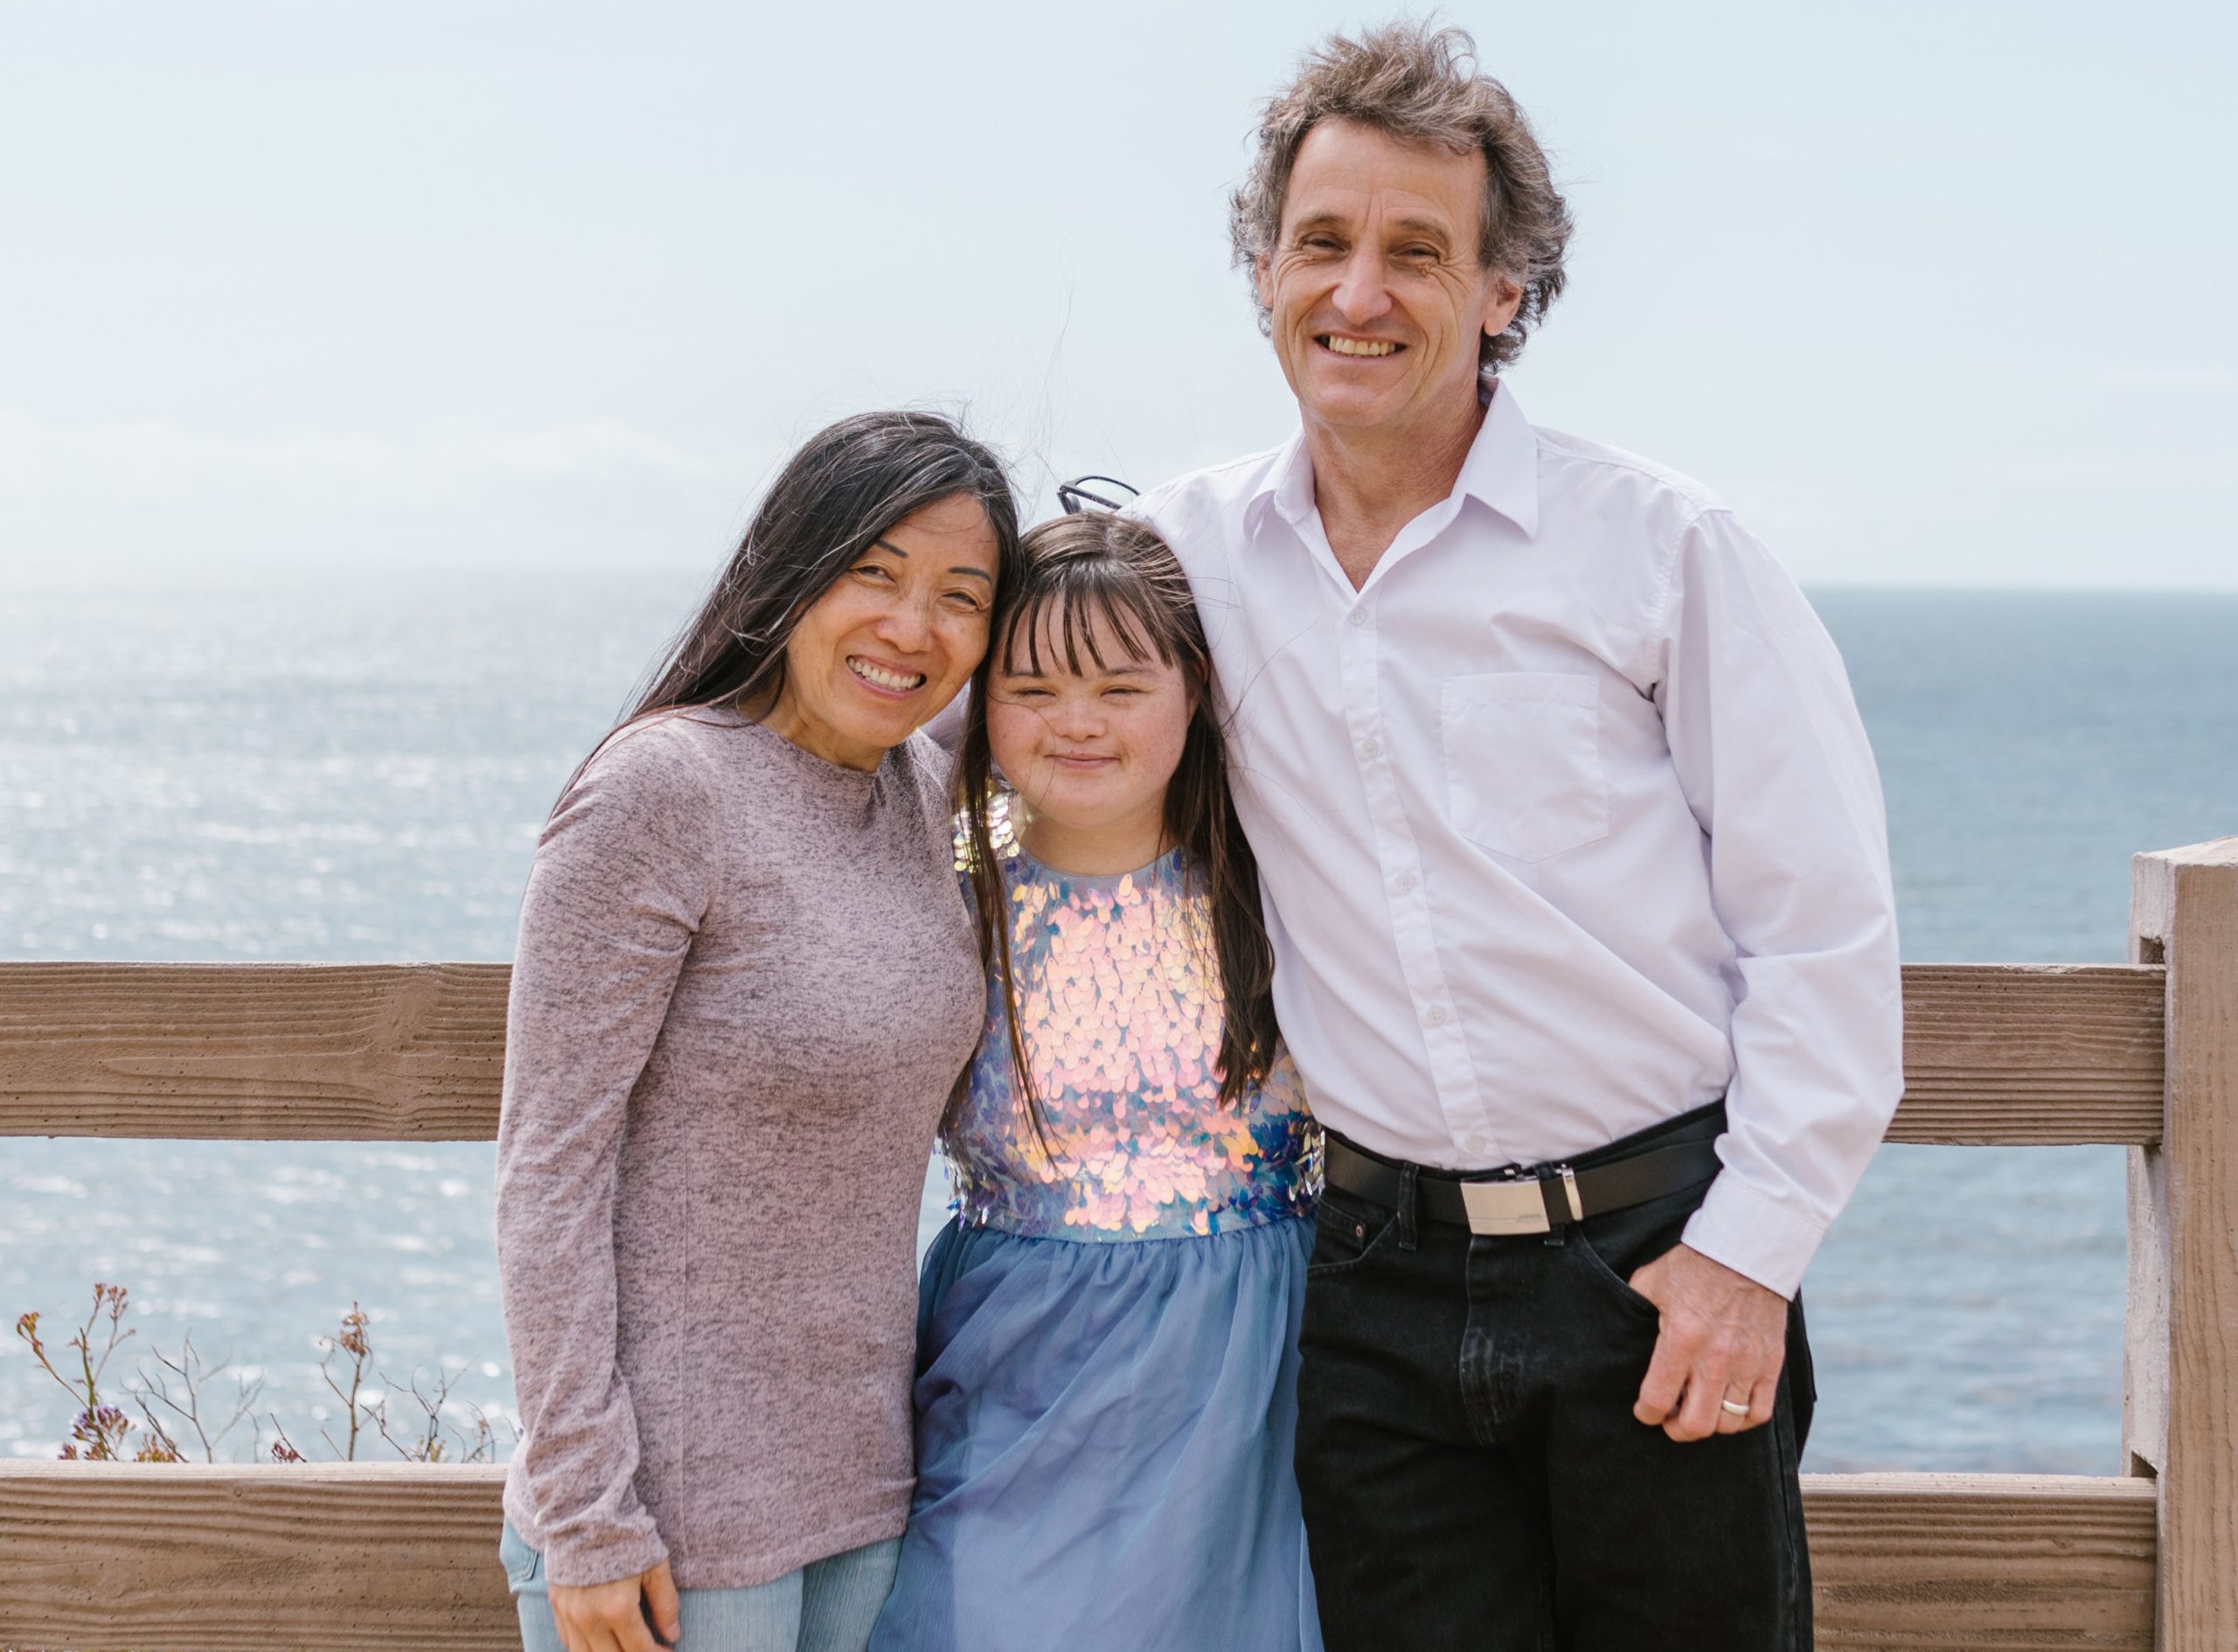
[494,719,719,1586]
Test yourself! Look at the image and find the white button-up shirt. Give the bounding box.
[1133,384,1903,1297]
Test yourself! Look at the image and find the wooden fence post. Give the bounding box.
[2127,836,2238,1649]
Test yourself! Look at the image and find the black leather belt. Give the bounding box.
[1324,1135,1723,1237]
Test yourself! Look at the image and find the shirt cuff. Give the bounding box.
[542,1521,671,1590]
[1679,1170,1829,1301]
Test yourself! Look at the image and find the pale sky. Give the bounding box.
[3,0,2232,587]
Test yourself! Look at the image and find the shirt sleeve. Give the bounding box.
[493,719,719,1586]
[1652,511,1905,1299]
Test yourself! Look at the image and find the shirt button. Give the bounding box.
[1349,608,1369,628]
[1463,1134,1492,1158]
[1426,1004,1449,1026]
[1394,871,1417,893]
[1359,737,1381,759]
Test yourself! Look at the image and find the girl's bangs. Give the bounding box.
[999,572,1175,679]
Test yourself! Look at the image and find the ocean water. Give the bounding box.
[2,571,2234,1473]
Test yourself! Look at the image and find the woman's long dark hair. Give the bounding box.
[594,409,1020,768]
[955,513,1278,1141]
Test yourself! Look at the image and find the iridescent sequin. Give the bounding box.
[947,806,1317,1242]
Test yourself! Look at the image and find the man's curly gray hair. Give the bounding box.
[1229,22,1573,376]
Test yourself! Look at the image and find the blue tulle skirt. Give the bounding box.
[868,1214,1322,1652]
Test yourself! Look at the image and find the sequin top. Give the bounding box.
[946,803,1317,1242]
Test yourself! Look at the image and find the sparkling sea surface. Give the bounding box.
[3,570,2235,1472]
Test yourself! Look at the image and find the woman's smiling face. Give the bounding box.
[763,492,999,770]
[985,599,1192,857]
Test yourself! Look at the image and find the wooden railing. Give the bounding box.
[1,837,2232,1651]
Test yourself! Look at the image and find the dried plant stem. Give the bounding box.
[316,1303,374,1462]
[139,1331,261,1463]
[18,1282,503,1466]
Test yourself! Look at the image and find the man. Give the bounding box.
[1131,23,1903,1651]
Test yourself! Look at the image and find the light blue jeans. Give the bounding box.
[500,1522,900,1652]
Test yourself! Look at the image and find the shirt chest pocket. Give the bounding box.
[1439,672,1610,863]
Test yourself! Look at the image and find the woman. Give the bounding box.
[870,513,1321,1650]
[494,411,1020,1652]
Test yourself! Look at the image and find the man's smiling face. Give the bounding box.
[1257,117,1523,438]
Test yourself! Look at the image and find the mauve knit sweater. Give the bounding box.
[495,707,983,1590]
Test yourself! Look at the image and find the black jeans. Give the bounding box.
[1295,1104,1814,1652]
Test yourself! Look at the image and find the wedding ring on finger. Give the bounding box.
[1720,1398,1753,1419]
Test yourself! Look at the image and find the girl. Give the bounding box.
[495,411,1019,1652]
[871,512,1322,1650]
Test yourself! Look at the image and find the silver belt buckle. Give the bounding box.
[1459,1177,1549,1236]
[1458,1166,1582,1236]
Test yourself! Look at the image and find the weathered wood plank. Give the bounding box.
[0,961,2169,1144]
[1809,1473,2158,1649]
[0,962,510,1140]
[0,1461,515,1651]
[0,1464,2156,1651]
[1890,965,2165,1146]
[2123,878,2173,1480]
[2126,837,2238,1651]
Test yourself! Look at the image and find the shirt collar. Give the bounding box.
[1245,378,1541,542]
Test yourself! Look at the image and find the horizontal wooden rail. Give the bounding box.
[1,1461,511,1652]
[0,1463,2156,1651]
[1809,1473,2157,1649]
[1894,964,2164,1145]
[0,961,510,1141]
[0,960,2168,1145]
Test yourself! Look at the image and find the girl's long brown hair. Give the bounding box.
[954,514,1277,1142]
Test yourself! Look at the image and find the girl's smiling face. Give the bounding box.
[984,598,1192,870]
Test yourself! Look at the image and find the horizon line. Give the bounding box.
[12,563,2238,599]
